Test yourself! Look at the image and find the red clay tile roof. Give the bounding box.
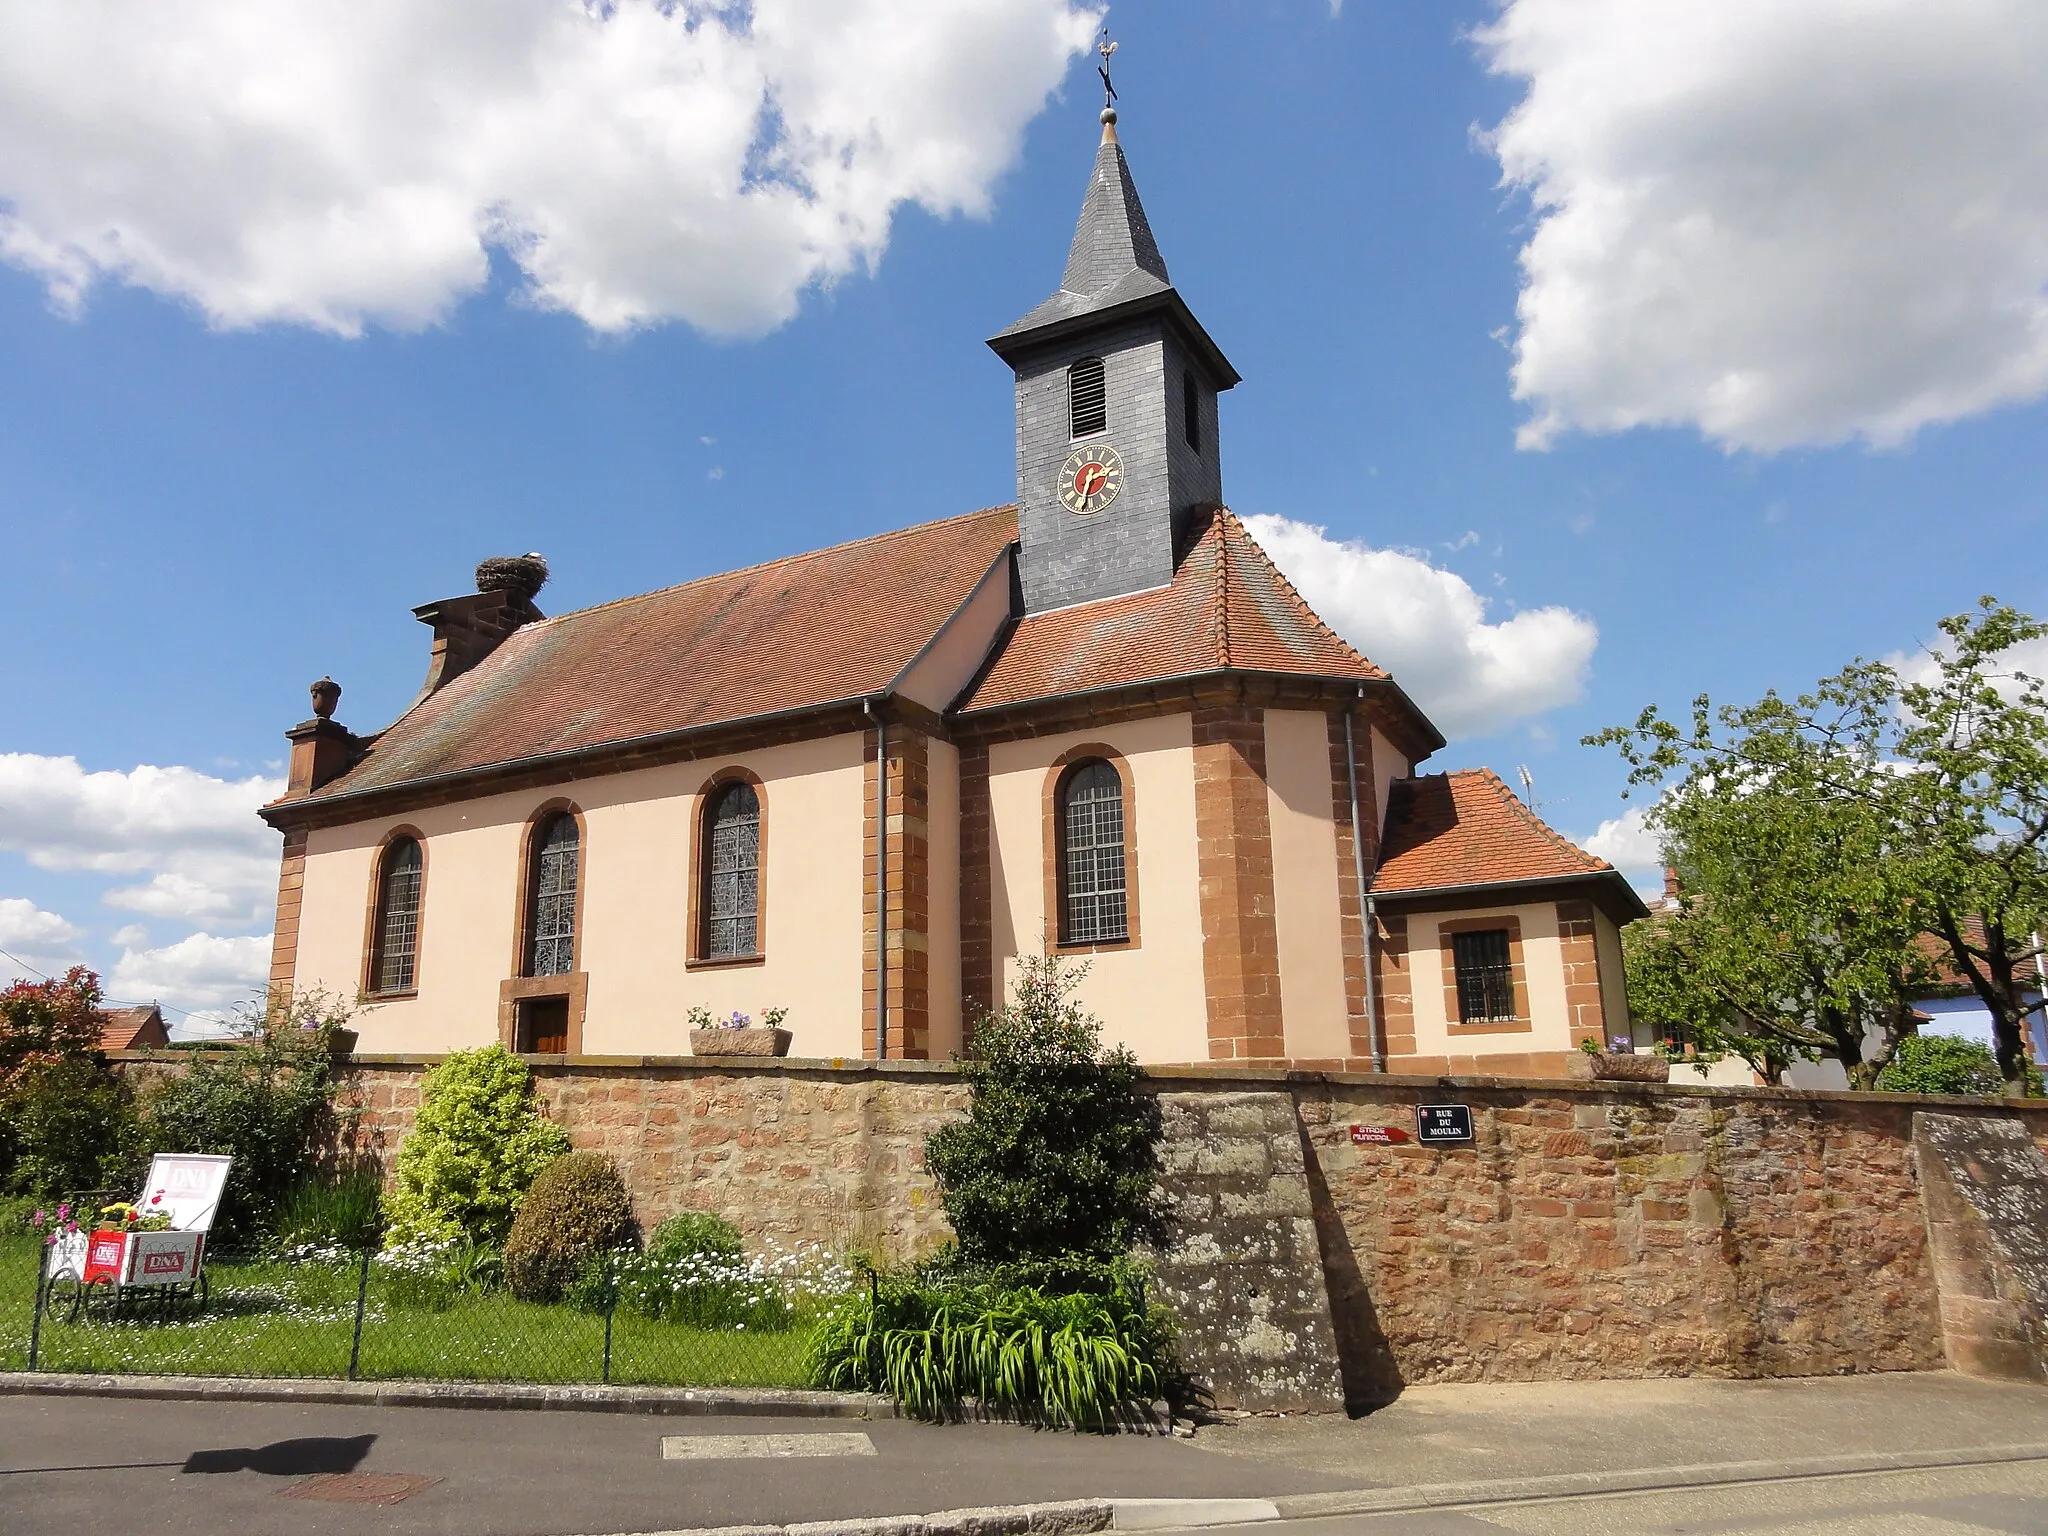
[99,1005,166,1052]
[310,508,1018,798]
[1376,769,1612,894]
[960,507,1387,712]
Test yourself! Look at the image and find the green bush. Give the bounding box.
[1,1054,140,1199]
[1877,1034,2010,1096]
[808,1269,1170,1429]
[648,1210,743,1262]
[925,955,1163,1264]
[384,1045,570,1248]
[503,1152,634,1303]
[375,1236,505,1311]
[274,1170,385,1254]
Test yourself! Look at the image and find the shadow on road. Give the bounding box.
[182,1435,376,1476]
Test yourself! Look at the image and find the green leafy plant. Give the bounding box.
[504,1152,634,1303]
[647,1210,743,1263]
[925,955,1163,1264]
[374,1235,505,1310]
[807,1269,1169,1429]
[136,990,347,1240]
[273,1170,385,1254]
[1876,1034,2020,1097]
[383,1044,570,1248]
[2,1053,140,1199]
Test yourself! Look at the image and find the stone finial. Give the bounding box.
[310,676,341,720]
[475,553,549,600]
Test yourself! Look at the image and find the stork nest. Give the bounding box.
[475,554,549,599]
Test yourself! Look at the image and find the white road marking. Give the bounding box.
[660,1433,877,1461]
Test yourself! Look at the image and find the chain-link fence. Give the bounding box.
[2,1237,836,1388]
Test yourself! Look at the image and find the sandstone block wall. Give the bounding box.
[108,1052,2048,1411]
[1914,1111,2048,1382]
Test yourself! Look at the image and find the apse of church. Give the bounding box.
[261,88,1643,1077]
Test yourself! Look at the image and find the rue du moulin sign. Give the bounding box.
[1350,1104,1474,1148]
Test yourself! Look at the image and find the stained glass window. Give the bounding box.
[1060,760,1127,944]
[372,837,422,993]
[527,813,580,977]
[705,782,760,958]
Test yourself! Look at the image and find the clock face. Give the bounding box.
[1057,444,1123,515]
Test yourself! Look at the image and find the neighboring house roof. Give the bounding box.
[304,507,1019,800]
[959,506,1423,723]
[99,1005,167,1052]
[1375,769,1647,919]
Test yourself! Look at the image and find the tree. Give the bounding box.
[1592,667,1933,1089]
[924,955,1163,1265]
[1890,602,2048,1091]
[1621,917,1799,1085]
[0,968,126,1197]
[0,967,106,1087]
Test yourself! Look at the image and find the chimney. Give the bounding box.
[412,554,548,703]
[1663,867,1681,901]
[285,676,361,795]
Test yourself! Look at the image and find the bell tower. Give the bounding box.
[988,49,1238,614]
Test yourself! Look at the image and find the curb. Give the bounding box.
[0,1372,895,1420]
[1270,1442,2048,1519]
[580,1497,1280,1536]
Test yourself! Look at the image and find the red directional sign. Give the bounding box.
[1349,1123,1412,1145]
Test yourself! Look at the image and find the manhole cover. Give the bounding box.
[279,1473,441,1505]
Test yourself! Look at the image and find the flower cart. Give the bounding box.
[40,1153,233,1320]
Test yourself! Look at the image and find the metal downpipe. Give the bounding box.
[1344,705,1385,1072]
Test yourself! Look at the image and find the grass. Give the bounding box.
[0,1238,814,1387]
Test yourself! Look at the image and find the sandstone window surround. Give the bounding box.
[362,827,426,999]
[689,767,768,970]
[1045,745,1140,952]
[502,800,588,1056]
[1438,914,1531,1036]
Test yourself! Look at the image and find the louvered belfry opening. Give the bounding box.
[526,813,579,977]
[1068,356,1108,438]
[1060,759,1128,944]
[704,781,761,958]
[372,837,422,993]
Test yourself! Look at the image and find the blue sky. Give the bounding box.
[1,0,2044,1027]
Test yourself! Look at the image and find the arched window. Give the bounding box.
[703,781,761,958]
[525,812,580,977]
[1068,356,1107,438]
[1059,759,1127,944]
[370,836,423,994]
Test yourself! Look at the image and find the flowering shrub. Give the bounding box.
[583,1241,853,1331]
[374,1235,505,1310]
[95,1201,172,1233]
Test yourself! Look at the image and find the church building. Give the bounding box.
[260,100,1646,1076]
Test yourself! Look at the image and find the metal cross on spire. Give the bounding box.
[1097,26,1118,112]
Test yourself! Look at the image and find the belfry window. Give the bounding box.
[525,812,580,977]
[370,836,423,994]
[1183,371,1201,451]
[1058,759,1127,944]
[1068,356,1107,438]
[703,782,761,958]
[1452,928,1515,1023]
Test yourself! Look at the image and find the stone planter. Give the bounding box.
[325,1027,360,1058]
[1569,1049,1669,1083]
[689,1027,793,1058]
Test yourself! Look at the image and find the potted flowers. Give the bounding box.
[688,1007,792,1058]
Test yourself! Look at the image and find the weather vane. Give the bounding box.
[1097,26,1118,115]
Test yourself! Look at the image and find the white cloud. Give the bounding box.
[109,925,150,949]
[1478,1,2048,452]
[0,755,283,928]
[0,0,1097,338]
[1244,514,1598,740]
[111,932,272,1036]
[1582,805,1662,883]
[0,897,86,974]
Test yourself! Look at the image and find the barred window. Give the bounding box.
[526,813,580,977]
[1059,759,1127,945]
[1068,356,1107,438]
[704,781,761,958]
[1452,928,1516,1022]
[371,837,422,994]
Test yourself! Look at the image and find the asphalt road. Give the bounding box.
[0,1395,1350,1536]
